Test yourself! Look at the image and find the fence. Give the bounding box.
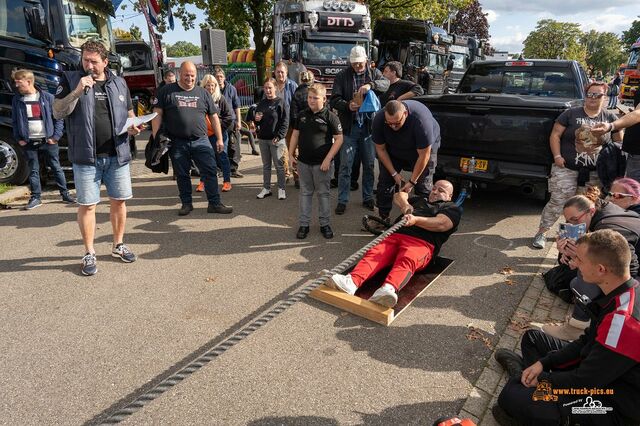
[167,65,260,109]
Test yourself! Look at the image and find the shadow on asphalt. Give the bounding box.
[245,399,467,425]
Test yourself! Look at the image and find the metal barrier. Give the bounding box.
[167,65,259,108]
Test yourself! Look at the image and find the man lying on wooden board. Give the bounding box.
[328,179,462,307]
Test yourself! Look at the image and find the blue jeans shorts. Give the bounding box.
[72,156,133,205]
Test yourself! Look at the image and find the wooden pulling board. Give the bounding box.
[310,257,454,326]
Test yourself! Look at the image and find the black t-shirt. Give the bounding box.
[293,106,342,165]
[372,100,440,163]
[155,83,218,140]
[94,80,116,156]
[254,97,288,140]
[380,79,422,105]
[556,107,618,170]
[396,199,461,255]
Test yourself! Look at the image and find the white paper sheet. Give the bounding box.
[118,112,157,135]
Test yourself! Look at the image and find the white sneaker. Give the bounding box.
[327,274,357,295]
[369,283,398,307]
[278,188,286,200]
[532,233,546,249]
[256,188,272,199]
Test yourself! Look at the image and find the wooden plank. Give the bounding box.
[310,257,454,326]
[310,286,394,325]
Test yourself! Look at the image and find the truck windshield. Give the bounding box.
[450,52,465,70]
[426,52,445,74]
[63,0,113,51]
[0,0,47,44]
[458,65,576,98]
[118,44,152,72]
[302,41,367,64]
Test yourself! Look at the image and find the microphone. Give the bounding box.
[83,71,92,95]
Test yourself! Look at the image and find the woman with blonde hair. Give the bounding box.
[197,74,234,192]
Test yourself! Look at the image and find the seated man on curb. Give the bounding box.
[492,229,640,426]
[328,180,461,307]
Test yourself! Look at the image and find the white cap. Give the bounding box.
[349,45,367,63]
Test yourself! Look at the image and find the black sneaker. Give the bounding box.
[350,181,359,191]
[335,203,346,215]
[294,180,300,189]
[296,226,309,239]
[178,204,194,216]
[231,170,244,178]
[494,348,524,379]
[362,199,375,211]
[208,203,233,214]
[320,225,334,239]
[251,150,260,156]
[61,193,77,204]
[112,243,137,263]
[25,197,42,210]
[81,252,97,276]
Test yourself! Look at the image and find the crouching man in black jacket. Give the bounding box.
[493,229,640,426]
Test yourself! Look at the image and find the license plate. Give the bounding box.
[460,157,488,172]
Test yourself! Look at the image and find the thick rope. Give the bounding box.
[98,218,408,424]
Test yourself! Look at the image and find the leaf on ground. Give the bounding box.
[508,318,531,333]
[500,267,514,275]
[205,276,216,283]
[505,279,515,286]
[466,326,494,350]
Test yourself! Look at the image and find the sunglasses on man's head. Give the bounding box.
[585,92,605,99]
[607,192,634,199]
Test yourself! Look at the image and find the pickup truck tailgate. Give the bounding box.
[420,94,577,167]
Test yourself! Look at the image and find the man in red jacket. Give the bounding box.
[493,229,640,425]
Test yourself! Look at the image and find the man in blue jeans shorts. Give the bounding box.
[54,41,143,276]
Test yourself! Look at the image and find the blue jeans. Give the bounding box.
[207,132,230,183]
[73,157,132,205]
[338,125,375,204]
[170,137,220,205]
[23,141,68,199]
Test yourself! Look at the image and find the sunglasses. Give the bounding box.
[566,209,589,224]
[585,92,605,99]
[607,192,635,199]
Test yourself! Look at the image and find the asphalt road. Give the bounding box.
[0,139,552,425]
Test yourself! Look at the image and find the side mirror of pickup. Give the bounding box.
[370,46,379,63]
[24,2,51,44]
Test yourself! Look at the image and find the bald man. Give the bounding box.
[152,61,232,216]
[329,180,461,307]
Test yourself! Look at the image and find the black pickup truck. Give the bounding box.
[417,59,590,198]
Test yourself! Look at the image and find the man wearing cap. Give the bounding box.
[330,45,389,215]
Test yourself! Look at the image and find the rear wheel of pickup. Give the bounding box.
[0,130,29,185]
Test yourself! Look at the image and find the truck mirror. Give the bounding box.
[24,4,51,43]
[372,39,379,47]
[370,46,379,63]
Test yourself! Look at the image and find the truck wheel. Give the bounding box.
[0,132,29,184]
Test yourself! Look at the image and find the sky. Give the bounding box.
[113,1,640,55]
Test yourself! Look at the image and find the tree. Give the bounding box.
[621,18,640,49]
[173,0,272,81]
[129,25,143,41]
[166,41,201,57]
[366,0,471,27]
[522,20,586,65]
[449,0,489,39]
[581,30,627,75]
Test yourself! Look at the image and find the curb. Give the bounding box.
[457,244,570,425]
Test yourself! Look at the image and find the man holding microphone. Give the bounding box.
[53,40,143,276]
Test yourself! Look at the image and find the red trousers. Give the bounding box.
[350,233,435,291]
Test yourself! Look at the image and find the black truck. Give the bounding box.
[418,59,590,198]
[0,0,120,185]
